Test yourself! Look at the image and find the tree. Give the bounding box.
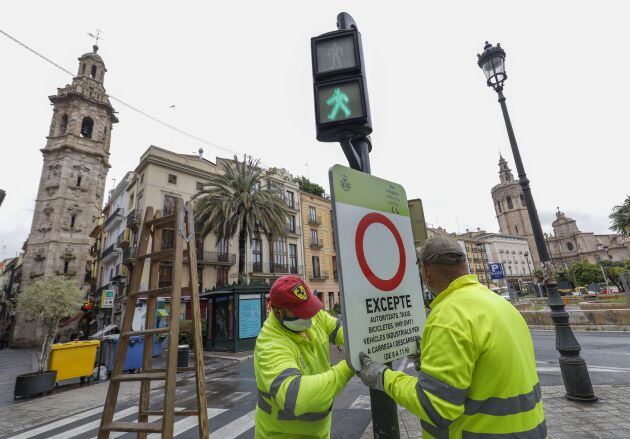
[609,196,630,236]
[193,157,288,284]
[294,176,325,197]
[568,260,604,287]
[17,277,84,374]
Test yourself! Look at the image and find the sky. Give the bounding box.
[1,1,628,259]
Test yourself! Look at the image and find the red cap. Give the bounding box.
[269,275,322,319]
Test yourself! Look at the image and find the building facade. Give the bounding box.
[491,155,541,268]
[300,192,340,310]
[455,235,491,287]
[12,46,118,347]
[478,233,534,291]
[0,256,22,344]
[245,165,305,286]
[546,209,630,270]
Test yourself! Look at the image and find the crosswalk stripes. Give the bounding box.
[46,406,138,439]
[348,395,371,410]
[147,408,227,439]
[211,410,256,439]
[5,407,105,439]
[88,410,182,439]
[220,391,250,404]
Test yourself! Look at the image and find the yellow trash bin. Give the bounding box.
[49,340,100,382]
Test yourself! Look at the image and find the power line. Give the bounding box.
[0,28,243,158]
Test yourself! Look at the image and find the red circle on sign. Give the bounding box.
[355,212,406,291]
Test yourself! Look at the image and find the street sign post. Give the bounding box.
[330,164,426,370]
[489,262,506,280]
[101,289,114,309]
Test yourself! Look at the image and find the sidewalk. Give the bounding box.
[363,385,630,438]
[0,349,240,436]
[0,348,39,407]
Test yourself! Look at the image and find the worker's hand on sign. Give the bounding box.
[358,352,389,391]
[409,336,422,372]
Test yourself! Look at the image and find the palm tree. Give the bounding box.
[609,196,630,236]
[193,156,288,284]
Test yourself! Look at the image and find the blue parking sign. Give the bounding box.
[489,263,505,280]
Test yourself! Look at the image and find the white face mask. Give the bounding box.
[281,317,312,333]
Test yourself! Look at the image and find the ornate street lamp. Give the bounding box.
[477,42,596,402]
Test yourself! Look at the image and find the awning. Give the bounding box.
[89,324,118,339]
[59,311,83,328]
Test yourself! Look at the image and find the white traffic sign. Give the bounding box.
[101,289,114,309]
[330,164,426,370]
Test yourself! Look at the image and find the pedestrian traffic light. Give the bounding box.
[312,27,372,142]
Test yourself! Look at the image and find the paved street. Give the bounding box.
[1,330,629,438]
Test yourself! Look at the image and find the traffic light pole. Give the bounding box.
[344,136,400,439]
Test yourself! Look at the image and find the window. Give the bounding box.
[163,194,177,215]
[566,242,574,251]
[70,215,76,228]
[496,201,503,214]
[506,196,513,210]
[196,181,204,191]
[310,229,318,244]
[197,265,203,291]
[253,181,261,192]
[158,263,173,288]
[80,117,94,138]
[103,127,107,141]
[168,174,177,185]
[287,215,295,233]
[90,65,97,78]
[328,292,335,310]
[60,115,68,134]
[63,261,70,274]
[515,225,519,234]
[274,238,288,271]
[309,206,317,222]
[81,63,86,75]
[251,238,262,272]
[128,192,135,209]
[76,175,82,187]
[332,256,338,280]
[286,191,295,208]
[140,173,144,184]
[289,244,298,274]
[312,256,321,278]
[161,229,175,249]
[217,266,229,288]
[520,194,525,207]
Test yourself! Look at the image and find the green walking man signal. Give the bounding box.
[327,88,351,120]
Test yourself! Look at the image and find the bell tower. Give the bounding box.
[491,155,541,268]
[12,45,118,347]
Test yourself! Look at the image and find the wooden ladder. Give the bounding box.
[98,198,209,438]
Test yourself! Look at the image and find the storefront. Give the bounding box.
[201,284,271,352]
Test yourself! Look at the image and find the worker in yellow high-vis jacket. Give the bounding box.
[254,275,353,438]
[358,235,546,438]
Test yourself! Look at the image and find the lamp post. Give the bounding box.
[477,42,596,402]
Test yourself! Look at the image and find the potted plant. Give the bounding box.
[14,277,84,398]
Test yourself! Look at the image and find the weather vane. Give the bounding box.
[87,29,103,47]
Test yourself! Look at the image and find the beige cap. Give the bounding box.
[417,235,466,265]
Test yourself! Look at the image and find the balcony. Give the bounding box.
[248,263,303,277]
[101,243,119,261]
[197,251,236,266]
[126,209,142,230]
[117,229,131,248]
[308,215,322,226]
[123,246,137,265]
[309,269,329,281]
[103,208,122,229]
[309,238,324,249]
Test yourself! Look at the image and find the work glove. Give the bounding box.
[408,336,422,372]
[358,352,389,391]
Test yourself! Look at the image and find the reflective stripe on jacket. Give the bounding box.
[254,310,352,439]
[384,274,546,438]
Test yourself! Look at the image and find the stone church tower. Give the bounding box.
[491,155,541,268]
[12,45,118,347]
